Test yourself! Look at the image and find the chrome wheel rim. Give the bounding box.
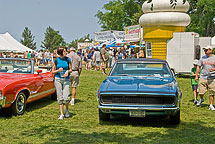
[16,94,25,113]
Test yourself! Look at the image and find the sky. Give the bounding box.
[0,0,110,49]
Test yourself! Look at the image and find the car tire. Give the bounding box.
[99,109,110,121]
[51,91,57,100]
[169,110,180,125]
[11,92,27,116]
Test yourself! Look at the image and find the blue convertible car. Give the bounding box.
[97,58,182,124]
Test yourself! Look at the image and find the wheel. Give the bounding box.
[11,92,26,116]
[51,91,57,100]
[169,110,180,125]
[99,109,110,121]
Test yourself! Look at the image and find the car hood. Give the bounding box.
[0,73,30,89]
[100,76,177,94]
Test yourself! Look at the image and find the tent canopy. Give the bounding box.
[0,32,32,53]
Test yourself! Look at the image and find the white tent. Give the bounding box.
[0,32,33,53]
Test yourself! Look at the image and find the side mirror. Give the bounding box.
[171,68,178,77]
[37,69,42,74]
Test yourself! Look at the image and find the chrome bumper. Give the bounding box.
[98,105,180,111]
[0,96,6,108]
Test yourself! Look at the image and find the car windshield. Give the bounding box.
[110,63,172,78]
[0,59,32,74]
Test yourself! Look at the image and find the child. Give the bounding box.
[191,59,201,104]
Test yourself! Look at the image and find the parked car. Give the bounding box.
[0,58,56,115]
[97,58,182,124]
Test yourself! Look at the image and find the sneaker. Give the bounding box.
[70,99,74,106]
[65,109,70,118]
[209,105,215,110]
[58,115,64,120]
[194,100,198,105]
[196,99,204,106]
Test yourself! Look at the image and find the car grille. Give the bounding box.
[100,94,175,106]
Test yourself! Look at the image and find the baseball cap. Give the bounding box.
[193,59,198,65]
[202,45,213,50]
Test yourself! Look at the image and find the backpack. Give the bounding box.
[54,57,70,69]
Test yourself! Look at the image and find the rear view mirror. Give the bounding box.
[37,69,42,74]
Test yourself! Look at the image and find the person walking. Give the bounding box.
[87,50,93,70]
[195,45,215,110]
[67,47,82,105]
[108,48,113,68]
[191,59,201,104]
[45,49,51,65]
[100,44,109,75]
[52,46,72,119]
[93,48,101,71]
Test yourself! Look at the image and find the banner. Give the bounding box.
[112,31,125,40]
[94,31,115,42]
[78,42,93,49]
[124,25,141,41]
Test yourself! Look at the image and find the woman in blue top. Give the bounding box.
[52,46,72,120]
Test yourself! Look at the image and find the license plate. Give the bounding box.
[129,110,145,117]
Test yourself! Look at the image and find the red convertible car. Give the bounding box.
[0,58,56,115]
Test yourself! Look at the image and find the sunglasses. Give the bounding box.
[204,49,209,52]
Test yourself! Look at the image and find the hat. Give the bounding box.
[193,59,198,65]
[70,47,76,51]
[202,45,213,50]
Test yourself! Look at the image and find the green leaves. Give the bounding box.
[186,0,215,37]
[20,27,36,50]
[95,0,144,31]
[41,26,66,52]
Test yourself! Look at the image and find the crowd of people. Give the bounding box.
[82,44,145,75]
[0,49,54,66]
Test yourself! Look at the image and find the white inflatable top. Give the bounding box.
[139,0,191,27]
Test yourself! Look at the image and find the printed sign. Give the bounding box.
[112,31,125,40]
[94,31,115,42]
[124,25,141,41]
[78,42,93,49]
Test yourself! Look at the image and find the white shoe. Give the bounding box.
[196,99,204,106]
[70,99,74,106]
[209,105,215,110]
[65,109,70,118]
[58,115,64,120]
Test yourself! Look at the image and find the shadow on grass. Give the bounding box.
[0,96,55,118]
[26,96,55,112]
[73,98,83,104]
[100,115,177,128]
[21,121,215,143]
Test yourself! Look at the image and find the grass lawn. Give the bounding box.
[1,69,215,144]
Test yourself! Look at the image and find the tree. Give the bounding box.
[20,27,36,50]
[67,34,93,49]
[41,26,66,52]
[186,0,215,37]
[95,0,144,31]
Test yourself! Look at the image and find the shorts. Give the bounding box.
[96,61,101,67]
[101,61,108,69]
[45,59,50,62]
[192,85,198,91]
[54,77,70,104]
[70,71,79,87]
[198,78,215,96]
